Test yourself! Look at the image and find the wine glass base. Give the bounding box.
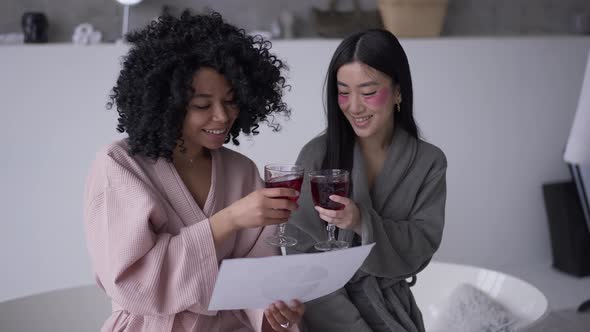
[265,235,298,247]
[314,240,349,251]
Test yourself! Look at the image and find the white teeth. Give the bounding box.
[354,115,373,122]
[204,129,225,135]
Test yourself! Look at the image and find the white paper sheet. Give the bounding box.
[564,49,590,164]
[208,243,375,310]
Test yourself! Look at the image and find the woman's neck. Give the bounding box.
[358,122,395,154]
[172,144,210,171]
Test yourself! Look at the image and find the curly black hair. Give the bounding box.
[107,10,289,161]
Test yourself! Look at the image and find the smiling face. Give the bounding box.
[336,61,398,140]
[180,67,239,156]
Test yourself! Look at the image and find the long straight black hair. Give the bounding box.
[322,29,419,171]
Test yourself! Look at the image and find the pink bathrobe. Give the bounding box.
[84,140,280,332]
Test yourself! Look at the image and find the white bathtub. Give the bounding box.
[0,261,548,331]
[413,261,549,331]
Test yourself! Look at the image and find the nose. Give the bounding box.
[347,93,365,115]
[212,103,230,123]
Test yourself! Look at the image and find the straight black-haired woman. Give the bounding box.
[287,29,447,332]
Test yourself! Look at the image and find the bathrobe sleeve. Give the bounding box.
[357,153,447,280]
[84,152,219,316]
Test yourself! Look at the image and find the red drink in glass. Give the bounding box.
[265,176,303,202]
[308,169,351,251]
[263,164,304,247]
[310,179,349,210]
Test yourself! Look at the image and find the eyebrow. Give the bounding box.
[192,89,234,99]
[193,93,212,98]
[337,81,379,88]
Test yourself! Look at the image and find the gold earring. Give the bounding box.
[395,103,401,112]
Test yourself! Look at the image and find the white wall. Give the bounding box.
[1,38,589,302]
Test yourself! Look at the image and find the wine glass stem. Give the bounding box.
[279,222,286,237]
[326,223,336,241]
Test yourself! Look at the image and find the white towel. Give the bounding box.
[430,283,521,332]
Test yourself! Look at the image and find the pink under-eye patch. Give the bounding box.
[338,94,349,104]
[364,88,389,107]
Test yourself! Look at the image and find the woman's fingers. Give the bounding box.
[263,188,299,200]
[291,299,305,316]
[275,301,299,323]
[265,306,288,331]
[329,195,350,206]
[264,300,304,331]
[270,303,291,329]
[314,206,343,219]
[260,188,299,211]
[317,214,334,224]
[315,206,339,224]
[267,198,298,211]
[266,208,292,220]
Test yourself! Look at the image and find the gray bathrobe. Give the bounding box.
[286,127,447,332]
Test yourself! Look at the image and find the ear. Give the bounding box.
[394,84,402,103]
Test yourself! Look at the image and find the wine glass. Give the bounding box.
[309,169,351,251]
[264,164,304,247]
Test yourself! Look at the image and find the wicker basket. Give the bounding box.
[312,0,382,38]
[377,0,448,38]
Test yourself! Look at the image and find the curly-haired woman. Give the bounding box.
[84,11,304,332]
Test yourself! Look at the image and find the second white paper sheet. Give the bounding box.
[208,243,375,310]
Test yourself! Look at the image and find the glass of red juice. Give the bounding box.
[309,169,350,251]
[264,164,304,247]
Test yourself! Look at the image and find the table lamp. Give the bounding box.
[115,0,143,40]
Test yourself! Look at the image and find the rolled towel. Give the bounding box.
[0,33,24,44]
[430,283,521,332]
[72,23,102,45]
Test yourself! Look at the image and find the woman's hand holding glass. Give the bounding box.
[309,169,352,251]
[217,188,299,230]
[314,195,362,235]
[263,165,304,247]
